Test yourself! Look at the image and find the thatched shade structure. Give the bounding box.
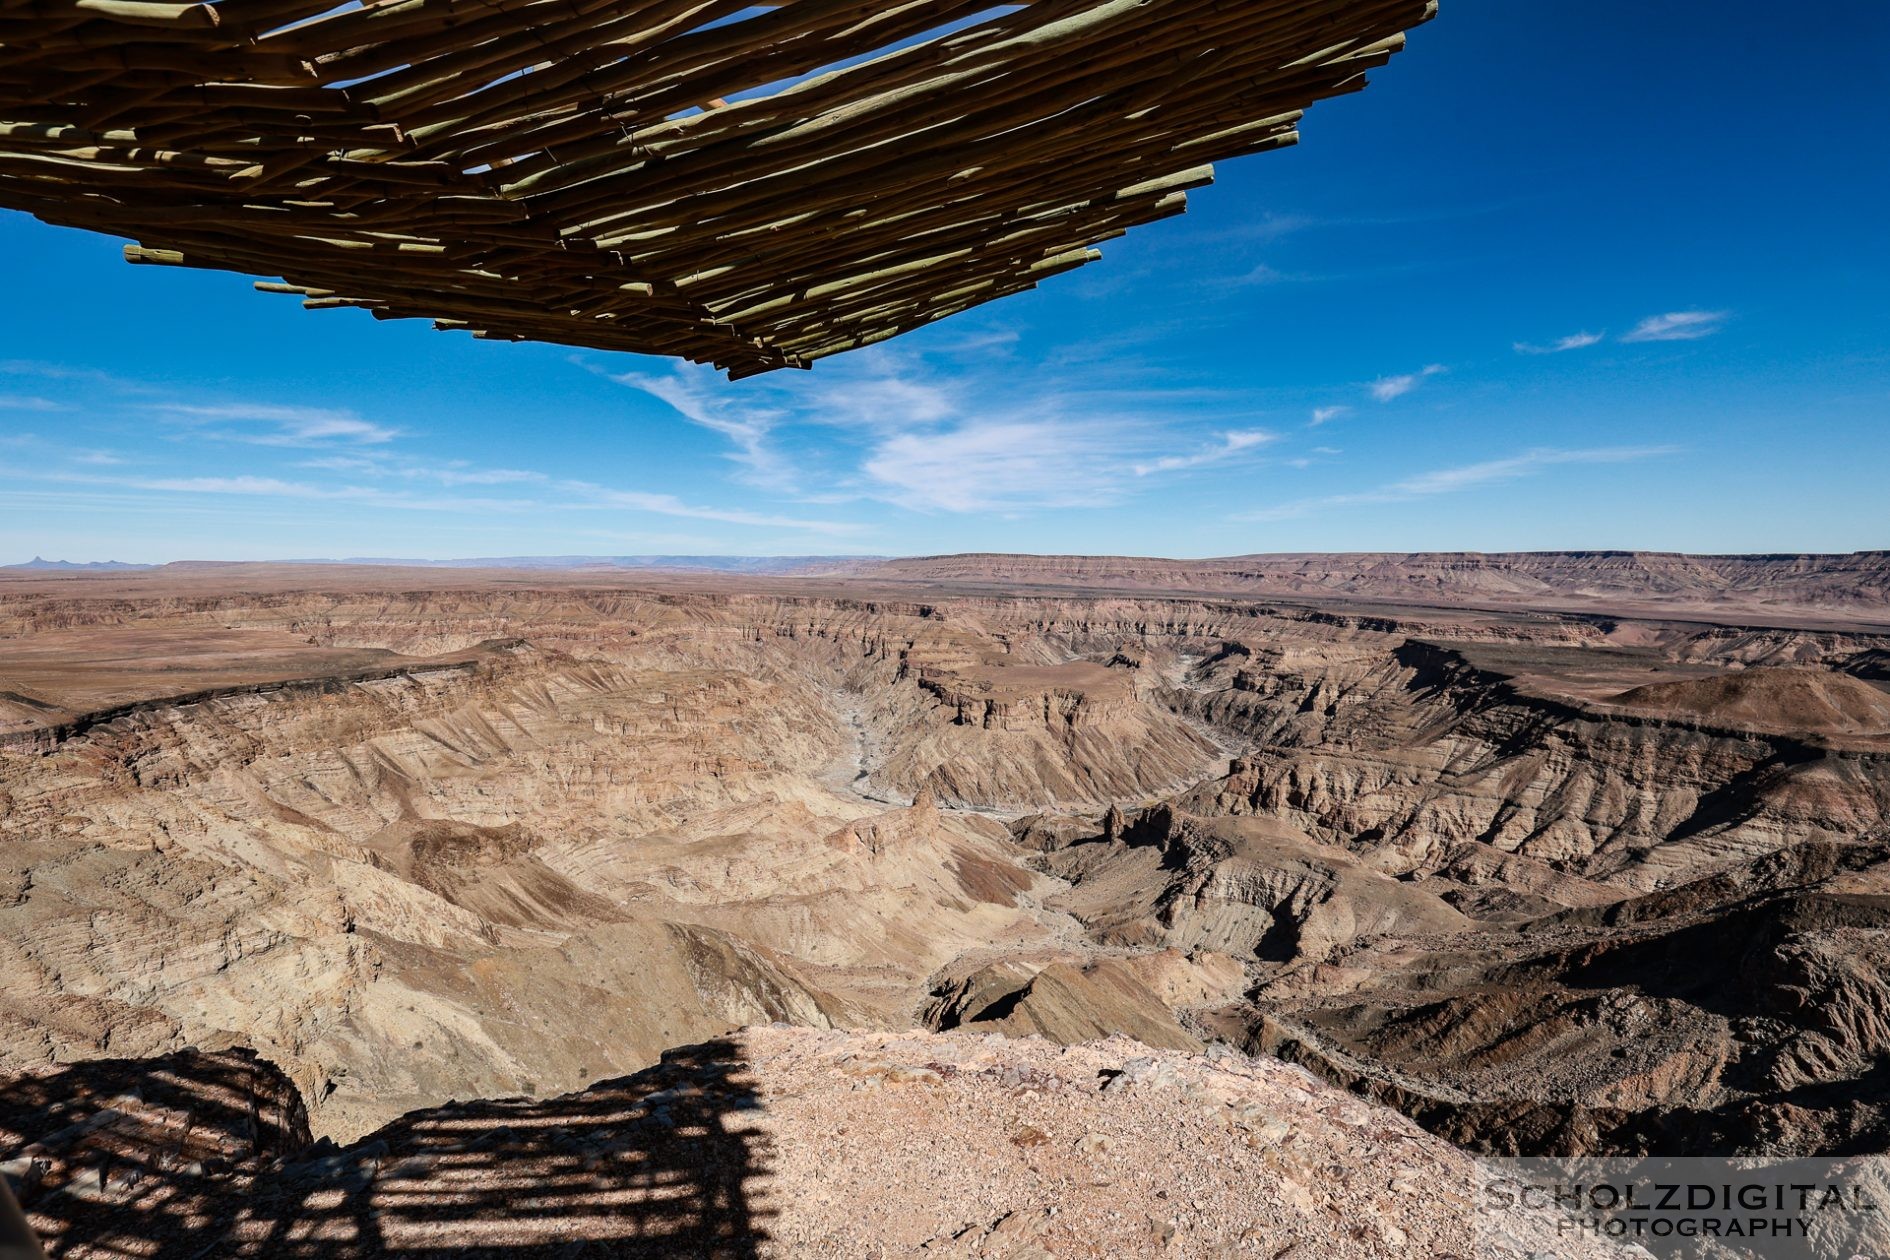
[0,0,1434,377]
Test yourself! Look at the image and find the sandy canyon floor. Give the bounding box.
[4,558,1890,1256]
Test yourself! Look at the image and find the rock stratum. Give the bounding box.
[843,550,1890,622]
[3,559,1890,1253]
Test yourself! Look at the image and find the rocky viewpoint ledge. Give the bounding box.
[1,1025,1626,1259]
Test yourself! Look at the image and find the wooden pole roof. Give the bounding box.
[0,0,1436,378]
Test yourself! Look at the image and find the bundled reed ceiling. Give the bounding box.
[0,0,1436,378]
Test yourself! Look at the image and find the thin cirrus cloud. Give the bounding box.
[0,432,124,465]
[152,401,400,446]
[609,343,1239,515]
[1,359,150,390]
[1132,429,1278,477]
[298,453,548,487]
[1620,310,1730,343]
[1513,312,1729,353]
[25,469,546,513]
[1514,331,1605,355]
[5,463,860,534]
[1237,445,1680,522]
[607,365,792,489]
[412,466,546,487]
[5,362,865,539]
[1309,406,1351,427]
[0,393,69,412]
[863,420,1137,513]
[1368,364,1446,402]
[608,352,961,495]
[567,483,861,534]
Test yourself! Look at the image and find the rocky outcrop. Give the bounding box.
[866,653,1220,809]
[924,959,1206,1051]
[1037,807,1470,964]
[1227,840,1890,1156]
[2,1027,1626,1260]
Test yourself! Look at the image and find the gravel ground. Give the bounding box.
[8,1027,1634,1258]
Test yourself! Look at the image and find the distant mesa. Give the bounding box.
[292,554,883,575]
[7,550,1890,624]
[11,556,153,572]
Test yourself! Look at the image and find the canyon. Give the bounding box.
[4,553,1890,1256]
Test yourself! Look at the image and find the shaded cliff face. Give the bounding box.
[3,569,1890,1169]
[1208,840,1890,1158]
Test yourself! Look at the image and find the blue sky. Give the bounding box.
[2,1,1887,563]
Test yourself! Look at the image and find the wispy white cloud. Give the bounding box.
[297,455,385,475]
[425,466,546,487]
[0,394,68,412]
[154,401,399,446]
[0,433,126,465]
[612,347,952,455]
[562,482,859,533]
[1229,211,1320,243]
[0,361,163,411]
[15,469,530,512]
[4,362,864,541]
[831,345,1280,511]
[607,365,791,488]
[3,462,858,535]
[1133,429,1277,476]
[297,453,547,487]
[1621,311,1730,343]
[1206,199,1536,246]
[143,475,346,497]
[1282,446,1344,470]
[1,360,126,387]
[1310,406,1350,427]
[805,373,956,431]
[1514,330,1605,355]
[1368,364,1446,403]
[1222,259,1470,292]
[610,349,959,495]
[594,339,1262,516]
[1236,263,1315,287]
[1389,447,1673,495]
[929,328,1021,356]
[1237,445,1680,522]
[863,420,1135,513]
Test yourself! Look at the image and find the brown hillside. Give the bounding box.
[1611,666,1890,735]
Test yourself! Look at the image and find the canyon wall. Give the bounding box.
[3,570,1889,1165]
